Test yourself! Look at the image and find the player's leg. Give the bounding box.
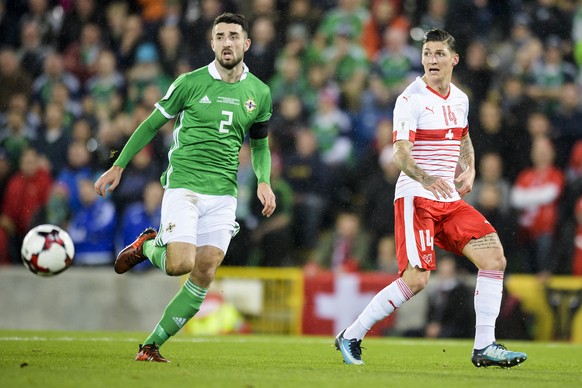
[448,202,527,367]
[137,194,237,361]
[336,197,432,365]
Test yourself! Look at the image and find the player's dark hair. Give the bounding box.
[213,12,249,34]
[423,28,457,53]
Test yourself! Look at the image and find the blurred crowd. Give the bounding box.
[1,0,582,280]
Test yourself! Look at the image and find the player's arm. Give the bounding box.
[94,109,168,198]
[393,139,455,199]
[454,133,476,197]
[249,121,276,217]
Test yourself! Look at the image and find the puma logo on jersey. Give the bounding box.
[199,95,211,104]
[425,106,434,114]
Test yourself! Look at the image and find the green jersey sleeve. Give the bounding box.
[155,73,192,118]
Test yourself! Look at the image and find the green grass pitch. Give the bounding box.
[1,331,581,388]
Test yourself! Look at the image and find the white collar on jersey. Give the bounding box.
[208,61,249,81]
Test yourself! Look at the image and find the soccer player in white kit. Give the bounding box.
[335,29,527,368]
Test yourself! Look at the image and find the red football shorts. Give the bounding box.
[394,196,496,276]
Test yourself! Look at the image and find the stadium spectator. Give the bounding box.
[56,141,96,215]
[375,234,397,274]
[251,155,294,266]
[471,100,520,181]
[32,52,81,111]
[124,42,172,113]
[0,147,52,263]
[416,0,447,32]
[31,102,71,176]
[57,0,103,53]
[311,208,372,273]
[63,23,105,86]
[0,49,33,113]
[280,0,321,39]
[496,74,536,151]
[244,15,278,83]
[549,82,582,168]
[283,127,327,262]
[525,35,577,115]
[103,1,130,58]
[0,108,32,167]
[525,0,572,42]
[157,24,189,78]
[313,0,369,49]
[114,14,146,72]
[269,94,308,159]
[50,81,81,129]
[17,19,50,79]
[319,24,369,111]
[511,137,564,278]
[358,146,398,264]
[360,0,409,61]
[424,255,474,339]
[454,39,494,109]
[18,0,59,46]
[463,152,512,217]
[269,55,308,106]
[85,50,125,118]
[68,177,117,266]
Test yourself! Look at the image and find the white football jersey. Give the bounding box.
[393,77,469,202]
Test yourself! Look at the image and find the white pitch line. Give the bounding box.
[0,336,579,349]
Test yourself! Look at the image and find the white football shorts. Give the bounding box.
[156,188,239,254]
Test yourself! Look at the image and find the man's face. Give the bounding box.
[211,22,250,70]
[421,41,458,83]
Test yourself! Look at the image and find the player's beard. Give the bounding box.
[217,53,242,70]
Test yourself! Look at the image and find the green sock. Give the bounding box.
[144,279,208,346]
[143,240,167,272]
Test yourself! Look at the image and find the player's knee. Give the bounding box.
[402,270,429,294]
[488,254,506,271]
[165,256,194,276]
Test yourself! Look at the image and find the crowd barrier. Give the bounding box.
[1,266,581,342]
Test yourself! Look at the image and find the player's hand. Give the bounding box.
[454,166,475,197]
[257,182,276,217]
[94,165,124,198]
[422,176,455,200]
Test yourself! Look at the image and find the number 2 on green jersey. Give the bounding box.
[219,110,233,133]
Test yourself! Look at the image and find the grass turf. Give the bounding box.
[1,330,581,388]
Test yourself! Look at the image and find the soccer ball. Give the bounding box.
[21,224,75,277]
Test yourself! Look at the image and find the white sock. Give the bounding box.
[473,270,503,350]
[344,278,414,340]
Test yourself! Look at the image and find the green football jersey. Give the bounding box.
[155,62,272,197]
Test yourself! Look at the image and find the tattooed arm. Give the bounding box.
[454,133,476,197]
[393,139,455,199]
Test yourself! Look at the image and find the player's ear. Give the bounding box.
[452,54,459,67]
[244,37,251,52]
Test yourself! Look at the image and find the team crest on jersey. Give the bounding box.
[422,253,433,265]
[244,98,257,113]
[165,222,176,233]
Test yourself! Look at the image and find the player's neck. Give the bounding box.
[421,75,451,96]
[215,61,244,83]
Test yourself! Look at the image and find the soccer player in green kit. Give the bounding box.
[94,13,276,362]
